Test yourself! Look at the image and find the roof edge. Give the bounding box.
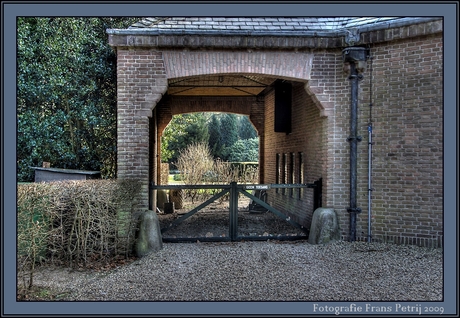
[106,17,441,37]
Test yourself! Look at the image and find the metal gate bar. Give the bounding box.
[151,180,321,242]
[238,188,306,232]
[229,182,238,240]
[159,187,229,234]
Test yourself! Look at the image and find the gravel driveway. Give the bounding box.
[33,239,443,302]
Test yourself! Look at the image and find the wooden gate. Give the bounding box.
[150,180,321,242]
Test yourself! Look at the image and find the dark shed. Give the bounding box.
[31,167,101,183]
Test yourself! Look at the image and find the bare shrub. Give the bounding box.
[175,142,214,203]
[17,183,54,293]
[174,142,259,204]
[237,163,259,184]
[212,159,239,184]
[17,179,141,293]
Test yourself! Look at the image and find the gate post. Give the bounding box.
[229,182,238,240]
[313,178,323,210]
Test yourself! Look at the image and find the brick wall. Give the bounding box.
[162,50,313,79]
[332,33,443,246]
[368,34,442,246]
[263,50,348,231]
[262,33,442,247]
[263,82,327,227]
[307,51,343,210]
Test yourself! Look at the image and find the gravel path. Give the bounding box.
[33,240,442,302]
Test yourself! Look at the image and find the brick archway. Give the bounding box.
[109,17,443,247]
[156,96,261,135]
[114,47,335,213]
[161,50,334,117]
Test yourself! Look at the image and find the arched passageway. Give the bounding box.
[108,17,443,247]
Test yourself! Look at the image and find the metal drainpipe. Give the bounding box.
[342,47,368,242]
[367,54,374,243]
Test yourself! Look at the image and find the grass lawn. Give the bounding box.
[168,174,183,185]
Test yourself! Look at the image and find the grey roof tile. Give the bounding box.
[129,17,409,31]
[122,17,440,37]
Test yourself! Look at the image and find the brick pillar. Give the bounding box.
[148,113,157,210]
[304,52,342,209]
[116,49,168,212]
[249,98,265,183]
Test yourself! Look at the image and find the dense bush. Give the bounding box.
[227,138,259,162]
[17,179,141,292]
[173,174,183,181]
[17,17,137,182]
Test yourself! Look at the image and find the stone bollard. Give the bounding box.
[136,210,163,257]
[308,208,340,244]
[157,190,169,212]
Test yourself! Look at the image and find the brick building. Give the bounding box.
[107,17,443,246]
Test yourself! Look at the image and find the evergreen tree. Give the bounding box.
[161,113,209,165]
[228,138,259,162]
[17,17,137,181]
[238,116,258,140]
[161,112,259,165]
[208,114,223,159]
[219,114,239,161]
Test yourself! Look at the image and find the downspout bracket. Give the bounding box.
[347,207,362,213]
[347,136,363,142]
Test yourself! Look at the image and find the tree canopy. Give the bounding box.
[17,17,259,182]
[17,17,137,181]
[161,112,259,167]
[160,113,210,165]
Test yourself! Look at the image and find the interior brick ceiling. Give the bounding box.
[168,74,277,97]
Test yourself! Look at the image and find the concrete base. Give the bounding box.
[308,208,340,244]
[136,210,163,257]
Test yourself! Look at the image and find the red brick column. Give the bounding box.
[116,49,167,210]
